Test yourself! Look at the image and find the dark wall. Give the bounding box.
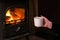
[38,0,60,24]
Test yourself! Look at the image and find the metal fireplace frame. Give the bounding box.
[0,0,29,40]
[0,0,37,40]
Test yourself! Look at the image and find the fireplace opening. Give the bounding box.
[4,7,29,38]
[6,7,25,25]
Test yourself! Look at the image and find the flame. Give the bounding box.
[6,8,25,24]
[6,10,13,21]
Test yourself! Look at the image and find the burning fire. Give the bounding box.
[6,8,25,24]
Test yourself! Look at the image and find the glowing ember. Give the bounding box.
[6,8,25,24]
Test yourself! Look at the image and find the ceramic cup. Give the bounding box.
[34,16,43,27]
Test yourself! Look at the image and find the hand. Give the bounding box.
[41,16,52,29]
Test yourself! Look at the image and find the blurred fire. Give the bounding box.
[6,8,25,24]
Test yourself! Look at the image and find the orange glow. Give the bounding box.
[6,8,25,24]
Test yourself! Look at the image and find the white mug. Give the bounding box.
[34,16,43,27]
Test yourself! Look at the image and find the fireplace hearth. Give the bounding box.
[0,0,30,40]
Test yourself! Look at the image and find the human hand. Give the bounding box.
[41,16,52,29]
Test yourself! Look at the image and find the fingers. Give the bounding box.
[41,16,52,29]
[48,22,52,29]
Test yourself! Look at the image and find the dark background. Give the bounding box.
[38,0,60,25]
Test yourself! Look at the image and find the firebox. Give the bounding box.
[6,8,25,24]
[0,0,30,40]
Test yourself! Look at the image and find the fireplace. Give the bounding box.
[5,7,29,38]
[0,0,30,40]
